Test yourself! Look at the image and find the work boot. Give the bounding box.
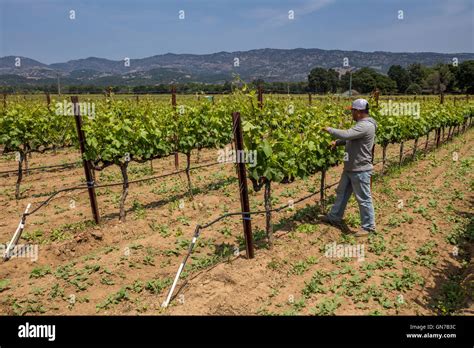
[317,214,350,232]
[318,214,339,226]
[351,228,375,238]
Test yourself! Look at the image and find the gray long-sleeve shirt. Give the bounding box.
[328,117,377,172]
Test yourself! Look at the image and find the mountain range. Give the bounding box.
[1,48,473,86]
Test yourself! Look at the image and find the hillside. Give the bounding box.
[1,48,473,85]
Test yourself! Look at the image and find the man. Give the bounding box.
[320,98,377,237]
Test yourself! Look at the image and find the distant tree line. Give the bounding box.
[307,60,474,94]
[0,83,233,95]
[1,61,472,95]
[0,80,310,95]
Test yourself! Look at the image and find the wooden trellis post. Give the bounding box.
[412,138,418,158]
[45,92,51,110]
[320,170,326,213]
[258,85,264,109]
[424,132,429,152]
[374,89,380,108]
[232,112,254,259]
[71,96,100,224]
[399,142,404,166]
[172,86,179,171]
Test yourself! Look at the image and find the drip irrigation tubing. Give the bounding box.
[19,159,222,218]
[0,161,81,176]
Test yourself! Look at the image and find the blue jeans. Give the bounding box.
[327,170,375,231]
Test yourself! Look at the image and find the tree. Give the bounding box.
[251,78,265,89]
[326,69,339,93]
[222,81,232,93]
[445,64,459,92]
[405,83,422,95]
[388,65,411,93]
[407,63,427,85]
[341,68,396,94]
[374,74,397,94]
[456,60,474,93]
[424,64,453,94]
[308,67,338,93]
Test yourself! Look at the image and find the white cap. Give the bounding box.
[351,98,369,111]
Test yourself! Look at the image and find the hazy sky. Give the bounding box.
[0,0,473,63]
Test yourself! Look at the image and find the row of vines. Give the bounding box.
[1,91,472,229]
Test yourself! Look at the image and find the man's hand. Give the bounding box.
[330,140,337,150]
[324,127,331,133]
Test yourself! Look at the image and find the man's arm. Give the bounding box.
[327,122,369,141]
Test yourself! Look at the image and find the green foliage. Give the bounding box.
[0,279,11,292]
[82,100,174,165]
[1,91,471,197]
[341,67,397,93]
[312,296,342,315]
[388,65,411,93]
[308,67,339,93]
[145,278,172,294]
[456,60,474,93]
[382,268,424,292]
[302,270,329,298]
[30,266,52,279]
[240,94,346,188]
[434,275,466,315]
[96,287,129,311]
[405,83,422,95]
[0,98,75,155]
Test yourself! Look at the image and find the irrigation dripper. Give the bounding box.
[3,203,31,261]
[162,224,202,308]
